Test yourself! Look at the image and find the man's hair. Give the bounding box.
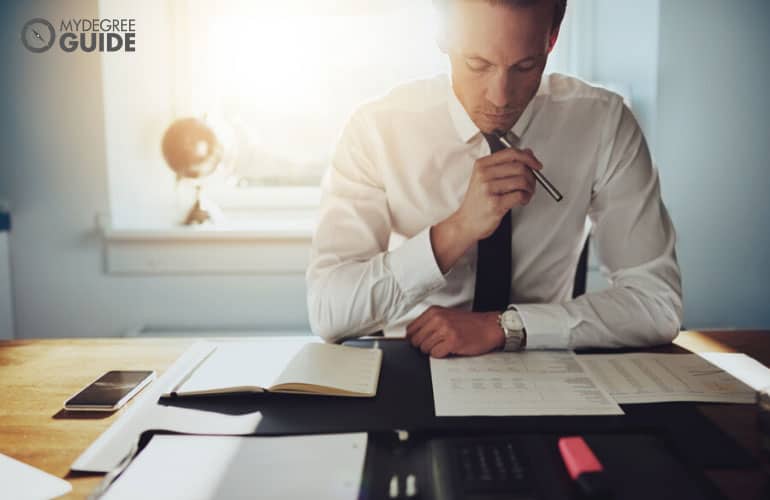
[433,0,568,32]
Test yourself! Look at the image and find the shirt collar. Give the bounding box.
[447,78,481,143]
[447,75,541,144]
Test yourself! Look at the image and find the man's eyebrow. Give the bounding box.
[461,53,541,67]
[513,55,538,65]
[461,53,492,63]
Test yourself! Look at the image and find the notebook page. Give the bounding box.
[173,337,318,395]
[272,343,382,396]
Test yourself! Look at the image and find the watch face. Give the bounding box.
[21,18,56,53]
[502,310,523,331]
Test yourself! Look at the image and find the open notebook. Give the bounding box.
[163,338,382,398]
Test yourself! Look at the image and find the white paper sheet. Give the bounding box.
[697,352,770,391]
[101,433,367,500]
[576,353,757,404]
[430,351,624,416]
[72,341,264,472]
[0,453,71,500]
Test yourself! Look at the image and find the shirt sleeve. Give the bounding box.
[513,97,683,350]
[306,111,447,343]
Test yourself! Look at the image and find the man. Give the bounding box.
[306,0,682,357]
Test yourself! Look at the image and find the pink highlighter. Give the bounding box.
[558,436,611,499]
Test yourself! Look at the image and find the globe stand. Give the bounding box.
[183,185,223,225]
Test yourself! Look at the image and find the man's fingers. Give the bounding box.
[483,147,543,171]
[487,176,534,196]
[430,339,454,358]
[419,331,447,354]
[406,307,436,338]
[498,189,532,209]
[481,163,532,181]
[408,316,440,348]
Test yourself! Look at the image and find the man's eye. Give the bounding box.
[465,60,490,72]
[514,60,538,72]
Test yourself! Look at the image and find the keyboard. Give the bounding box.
[430,436,540,500]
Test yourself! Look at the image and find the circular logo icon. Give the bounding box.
[21,18,55,53]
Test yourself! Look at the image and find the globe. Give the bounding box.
[161,117,224,225]
[161,117,223,180]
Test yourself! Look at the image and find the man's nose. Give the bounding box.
[485,68,511,108]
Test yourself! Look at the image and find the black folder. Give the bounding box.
[159,339,754,469]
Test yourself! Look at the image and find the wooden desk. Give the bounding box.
[0,331,768,499]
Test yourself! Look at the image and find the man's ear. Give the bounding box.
[547,27,560,54]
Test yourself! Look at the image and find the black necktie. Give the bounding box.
[472,134,512,312]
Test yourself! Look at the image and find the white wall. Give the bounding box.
[0,0,310,338]
[589,0,660,149]
[656,0,770,328]
[0,231,12,339]
[581,0,770,329]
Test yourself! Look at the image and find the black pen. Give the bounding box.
[494,130,563,202]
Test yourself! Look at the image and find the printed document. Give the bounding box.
[430,351,624,416]
[576,353,757,404]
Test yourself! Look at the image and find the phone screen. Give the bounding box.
[66,370,154,407]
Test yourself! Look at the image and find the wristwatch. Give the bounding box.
[498,306,527,352]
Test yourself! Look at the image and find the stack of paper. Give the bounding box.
[0,453,71,500]
[101,433,367,500]
[430,350,770,416]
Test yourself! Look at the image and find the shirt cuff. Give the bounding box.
[385,227,447,299]
[512,303,571,349]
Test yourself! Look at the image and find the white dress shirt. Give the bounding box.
[306,73,682,349]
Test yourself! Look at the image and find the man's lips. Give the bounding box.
[482,111,516,121]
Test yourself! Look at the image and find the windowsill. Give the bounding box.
[104,224,314,242]
[101,211,315,275]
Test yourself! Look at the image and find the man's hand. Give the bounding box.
[430,146,542,273]
[405,306,505,358]
[457,146,541,240]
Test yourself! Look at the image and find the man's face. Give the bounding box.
[442,1,558,134]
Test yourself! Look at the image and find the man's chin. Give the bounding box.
[475,113,518,134]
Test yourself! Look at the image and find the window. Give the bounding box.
[99,0,580,229]
[174,0,578,207]
[171,1,447,208]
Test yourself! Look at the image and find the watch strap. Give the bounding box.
[499,308,526,352]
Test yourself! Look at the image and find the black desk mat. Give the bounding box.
[158,339,755,469]
[358,431,727,500]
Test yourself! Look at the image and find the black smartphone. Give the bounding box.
[64,370,155,411]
